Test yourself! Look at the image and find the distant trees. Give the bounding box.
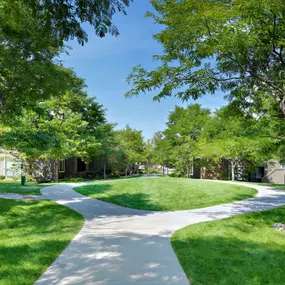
[144,139,154,174]
[200,105,267,181]
[152,131,172,175]
[152,104,211,178]
[152,102,284,180]
[115,125,145,176]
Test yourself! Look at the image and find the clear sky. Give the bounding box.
[60,1,227,139]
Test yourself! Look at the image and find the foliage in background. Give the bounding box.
[115,125,145,176]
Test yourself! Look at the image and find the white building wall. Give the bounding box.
[0,160,4,176]
[0,157,21,177]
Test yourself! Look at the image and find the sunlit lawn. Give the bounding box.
[75,177,257,211]
[257,183,285,190]
[0,181,45,195]
[0,199,84,285]
[238,181,285,191]
[172,206,285,285]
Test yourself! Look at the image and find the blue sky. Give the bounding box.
[60,1,227,139]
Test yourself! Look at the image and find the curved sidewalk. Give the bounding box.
[35,181,285,285]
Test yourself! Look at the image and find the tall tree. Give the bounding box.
[144,139,154,174]
[0,0,132,118]
[163,104,211,177]
[201,104,274,181]
[1,89,106,181]
[126,0,285,116]
[115,125,145,176]
[152,131,172,175]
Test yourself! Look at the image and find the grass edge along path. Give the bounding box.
[171,206,285,285]
[0,199,84,285]
[0,181,47,196]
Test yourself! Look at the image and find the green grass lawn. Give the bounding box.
[238,181,285,191]
[172,206,285,285]
[0,199,84,285]
[0,181,46,195]
[257,183,285,190]
[74,177,257,211]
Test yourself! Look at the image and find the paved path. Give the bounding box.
[35,181,285,285]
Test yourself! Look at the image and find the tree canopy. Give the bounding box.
[126,0,285,116]
[0,0,132,119]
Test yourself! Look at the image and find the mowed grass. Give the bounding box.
[75,177,257,211]
[238,181,285,191]
[0,199,84,285]
[171,206,285,285]
[257,183,285,191]
[0,181,45,195]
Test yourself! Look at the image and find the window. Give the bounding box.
[59,160,65,172]
[281,164,285,169]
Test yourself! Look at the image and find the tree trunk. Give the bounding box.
[231,162,235,181]
[162,164,165,176]
[55,159,59,183]
[280,97,285,116]
[125,166,128,177]
[147,161,150,174]
[137,163,140,175]
[270,90,285,117]
[4,157,8,179]
[103,162,106,180]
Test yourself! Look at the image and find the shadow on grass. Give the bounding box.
[76,183,164,211]
[172,206,285,285]
[0,199,84,285]
[231,192,257,201]
[172,234,285,285]
[0,181,44,195]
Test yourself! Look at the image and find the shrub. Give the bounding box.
[8,176,20,181]
[0,175,5,180]
[60,177,86,182]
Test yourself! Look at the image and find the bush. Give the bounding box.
[169,172,183,178]
[25,174,36,183]
[59,177,86,182]
[107,173,121,179]
[0,175,5,180]
[142,168,161,174]
[8,176,20,181]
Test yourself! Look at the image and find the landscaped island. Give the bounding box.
[74,177,257,211]
[172,206,285,285]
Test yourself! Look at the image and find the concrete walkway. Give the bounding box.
[35,181,285,285]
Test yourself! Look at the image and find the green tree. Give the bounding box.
[115,125,145,176]
[126,0,285,116]
[1,89,106,182]
[144,139,154,174]
[163,104,211,177]
[0,0,132,118]
[201,104,273,181]
[152,131,172,175]
[93,123,125,179]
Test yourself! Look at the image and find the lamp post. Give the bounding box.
[21,163,26,186]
